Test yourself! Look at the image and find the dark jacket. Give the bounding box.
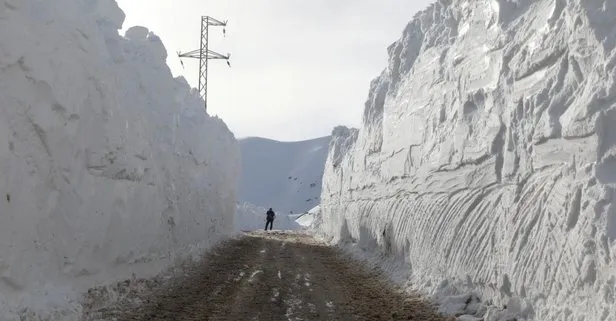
[266,209,275,220]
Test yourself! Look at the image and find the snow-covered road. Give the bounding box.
[82,232,450,321]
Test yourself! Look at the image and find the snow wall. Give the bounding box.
[0,0,239,319]
[317,0,616,320]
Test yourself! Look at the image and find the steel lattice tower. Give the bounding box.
[178,16,230,112]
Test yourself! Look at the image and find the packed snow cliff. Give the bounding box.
[317,1,616,320]
[0,0,239,319]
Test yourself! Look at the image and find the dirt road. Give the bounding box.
[84,232,451,321]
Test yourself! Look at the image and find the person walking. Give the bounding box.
[265,208,275,231]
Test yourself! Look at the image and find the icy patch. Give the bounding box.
[307,303,317,314]
[285,296,304,321]
[234,271,246,282]
[249,270,263,283]
[271,288,280,302]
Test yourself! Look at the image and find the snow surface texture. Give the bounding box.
[317,1,616,320]
[0,0,239,319]
[235,201,300,231]
[294,205,320,228]
[239,136,329,214]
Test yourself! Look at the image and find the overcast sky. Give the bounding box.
[116,0,434,141]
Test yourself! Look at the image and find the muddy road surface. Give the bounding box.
[85,231,451,321]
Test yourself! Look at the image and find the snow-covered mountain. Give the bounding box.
[316,1,616,321]
[0,0,238,319]
[239,136,330,215]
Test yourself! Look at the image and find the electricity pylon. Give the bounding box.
[178,16,231,112]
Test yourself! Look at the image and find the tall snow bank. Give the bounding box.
[0,0,239,319]
[317,0,616,320]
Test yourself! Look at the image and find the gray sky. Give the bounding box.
[116,0,434,141]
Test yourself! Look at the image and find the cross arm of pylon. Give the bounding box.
[206,50,230,60]
[177,49,229,61]
[177,49,202,59]
[205,16,227,26]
